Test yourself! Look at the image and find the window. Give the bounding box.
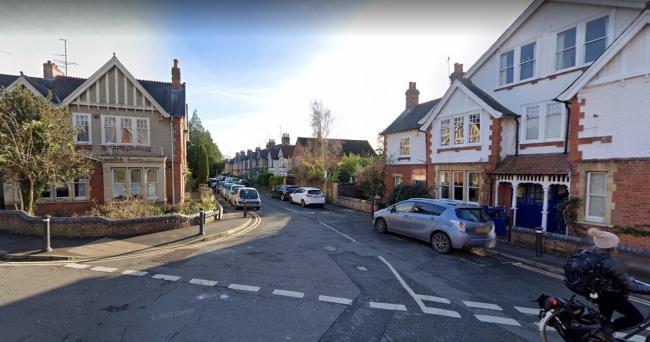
[586,172,607,222]
[468,113,480,144]
[453,171,464,201]
[393,175,402,187]
[414,202,445,216]
[453,116,464,145]
[55,182,69,198]
[41,188,51,199]
[74,113,91,143]
[104,117,117,143]
[499,50,514,85]
[74,177,88,198]
[394,201,413,213]
[440,119,450,146]
[520,42,536,80]
[556,27,577,70]
[546,103,563,139]
[585,16,608,63]
[399,138,410,156]
[131,169,142,197]
[467,172,480,203]
[439,171,450,199]
[525,105,540,140]
[136,119,149,145]
[112,168,127,198]
[102,116,150,145]
[120,118,133,144]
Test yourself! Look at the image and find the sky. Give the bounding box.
[0,0,531,158]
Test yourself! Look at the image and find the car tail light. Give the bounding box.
[450,220,466,232]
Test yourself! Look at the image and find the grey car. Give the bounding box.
[373,198,496,254]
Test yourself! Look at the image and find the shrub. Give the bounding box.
[388,184,432,204]
[270,175,284,186]
[179,200,217,215]
[89,198,165,219]
[256,172,272,186]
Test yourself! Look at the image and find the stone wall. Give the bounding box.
[0,210,216,238]
[336,196,376,213]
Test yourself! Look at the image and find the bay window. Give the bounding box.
[112,168,127,198]
[104,117,117,143]
[499,50,514,85]
[556,27,577,70]
[453,171,464,201]
[519,42,536,80]
[131,169,142,197]
[73,113,91,143]
[146,168,158,198]
[102,115,150,145]
[439,171,450,199]
[586,172,607,222]
[585,16,608,63]
[440,119,450,146]
[467,172,480,203]
[120,118,133,144]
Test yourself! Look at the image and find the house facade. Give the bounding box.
[381,0,650,244]
[1,57,188,215]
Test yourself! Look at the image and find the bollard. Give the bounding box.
[199,210,205,236]
[535,228,544,258]
[42,215,52,252]
[243,200,248,218]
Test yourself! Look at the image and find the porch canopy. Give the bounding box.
[491,153,570,232]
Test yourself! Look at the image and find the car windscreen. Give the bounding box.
[239,189,258,199]
[307,190,322,195]
[455,208,490,223]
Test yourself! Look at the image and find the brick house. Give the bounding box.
[381,0,650,244]
[1,56,188,215]
[291,137,375,179]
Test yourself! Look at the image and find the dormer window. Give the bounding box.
[585,16,608,63]
[499,50,514,85]
[556,27,577,70]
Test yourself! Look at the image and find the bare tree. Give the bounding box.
[310,100,333,141]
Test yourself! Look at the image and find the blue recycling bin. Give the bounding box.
[484,206,508,237]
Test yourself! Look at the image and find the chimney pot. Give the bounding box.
[281,133,290,145]
[43,60,64,79]
[404,81,420,110]
[171,59,181,88]
[450,63,465,83]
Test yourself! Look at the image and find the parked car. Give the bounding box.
[208,178,218,189]
[231,187,261,210]
[289,187,325,208]
[373,199,496,254]
[270,185,298,201]
[238,178,251,187]
[226,184,244,202]
[221,182,234,197]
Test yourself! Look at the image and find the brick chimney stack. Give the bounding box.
[266,139,276,149]
[449,63,465,83]
[43,60,64,79]
[240,150,245,156]
[171,59,181,88]
[255,146,261,152]
[405,82,420,110]
[281,133,290,145]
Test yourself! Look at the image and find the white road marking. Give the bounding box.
[318,221,357,243]
[152,274,180,282]
[463,301,503,311]
[228,283,260,292]
[324,246,337,251]
[318,295,353,305]
[533,321,557,332]
[378,256,461,319]
[357,266,367,271]
[416,294,451,304]
[475,314,521,326]
[272,289,304,298]
[121,270,148,277]
[515,306,539,315]
[369,302,407,311]
[510,262,563,280]
[283,207,300,214]
[189,278,218,286]
[89,266,118,273]
[614,333,645,342]
[64,263,90,269]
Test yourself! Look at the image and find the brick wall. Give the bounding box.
[336,196,376,213]
[166,117,186,205]
[383,164,428,199]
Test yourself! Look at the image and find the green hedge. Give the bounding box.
[269,175,284,186]
[388,184,432,205]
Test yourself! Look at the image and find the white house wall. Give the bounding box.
[385,130,427,165]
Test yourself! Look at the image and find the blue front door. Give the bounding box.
[547,185,568,234]
[516,183,543,229]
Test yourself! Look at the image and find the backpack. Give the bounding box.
[564,250,607,297]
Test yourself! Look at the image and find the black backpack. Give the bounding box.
[564,250,606,297]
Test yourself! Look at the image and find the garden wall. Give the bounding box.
[0,210,217,238]
[336,196,376,213]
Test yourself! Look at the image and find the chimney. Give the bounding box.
[235,152,240,157]
[255,146,261,152]
[43,60,64,79]
[281,133,290,145]
[405,82,420,110]
[449,63,465,83]
[171,59,181,88]
[240,150,245,156]
[266,139,276,149]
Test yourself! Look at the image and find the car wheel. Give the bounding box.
[281,193,286,201]
[375,218,387,233]
[301,200,306,208]
[431,232,452,254]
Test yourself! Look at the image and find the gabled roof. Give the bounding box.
[557,9,650,101]
[269,145,280,159]
[491,153,570,175]
[259,149,269,159]
[296,137,375,156]
[419,78,518,129]
[381,99,440,135]
[280,145,295,158]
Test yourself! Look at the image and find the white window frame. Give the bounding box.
[545,102,564,140]
[73,176,89,200]
[452,171,465,202]
[393,175,402,187]
[519,41,536,81]
[438,171,450,199]
[495,38,539,88]
[440,119,450,146]
[499,49,515,86]
[453,115,465,145]
[440,112,481,147]
[555,26,578,71]
[584,15,609,64]
[399,137,410,157]
[585,172,607,223]
[524,104,540,142]
[466,171,480,204]
[73,113,92,144]
[468,113,481,144]
[553,13,614,72]
[101,115,150,146]
[522,101,566,143]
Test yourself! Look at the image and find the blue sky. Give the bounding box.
[0,0,530,157]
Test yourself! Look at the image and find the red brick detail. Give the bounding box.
[90,159,104,203]
[36,201,94,216]
[578,135,612,144]
[383,164,428,199]
[610,159,650,230]
[436,145,481,153]
[101,145,153,153]
[487,117,502,170]
[75,144,93,150]
[166,117,186,205]
[567,97,586,196]
[520,141,564,149]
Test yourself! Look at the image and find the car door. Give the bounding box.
[410,202,445,241]
[384,201,414,236]
[291,189,303,203]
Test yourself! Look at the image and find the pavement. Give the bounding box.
[0,191,649,341]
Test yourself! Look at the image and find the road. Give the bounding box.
[1,194,648,341]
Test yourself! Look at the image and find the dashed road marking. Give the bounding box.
[283,207,300,214]
[475,314,521,326]
[416,294,451,304]
[318,295,353,305]
[272,289,304,299]
[324,246,337,251]
[463,300,503,311]
[152,274,180,282]
[189,278,218,286]
[369,302,407,311]
[357,266,367,271]
[64,263,89,269]
[90,266,118,273]
[514,306,539,315]
[422,307,462,318]
[228,283,260,292]
[318,221,357,243]
[121,270,148,277]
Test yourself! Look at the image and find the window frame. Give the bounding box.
[452,171,465,202]
[453,115,465,145]
[499,49,515,86]
[438,171,450,199]
[440,119,450,146]
[399,137,410,157]
[393,175,403,187]
[584,15,609,64]
[585,172,607,223]
[553,13,613,72]
[519,41,537,81]
[72,113,92,144]
[101,115,150,146]
[73,176,89,200]
[468,113,481,144]
[555,26,578,71]
[466,171,480,204]
[524,104,540,142]
[545,102,564,140]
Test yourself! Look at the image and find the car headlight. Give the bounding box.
[450,220,466,232]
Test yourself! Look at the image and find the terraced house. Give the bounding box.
[1,57,188,215]
[382,0,650,246]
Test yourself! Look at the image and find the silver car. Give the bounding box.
[373,198,496,254]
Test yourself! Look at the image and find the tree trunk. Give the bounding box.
[27,179,35,215]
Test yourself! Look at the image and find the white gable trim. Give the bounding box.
[5,76,45,99]
[418,80,504,129]
[61,56,171,118]
[558,10,650,101]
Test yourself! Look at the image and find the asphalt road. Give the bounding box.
[1,195,648,341]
